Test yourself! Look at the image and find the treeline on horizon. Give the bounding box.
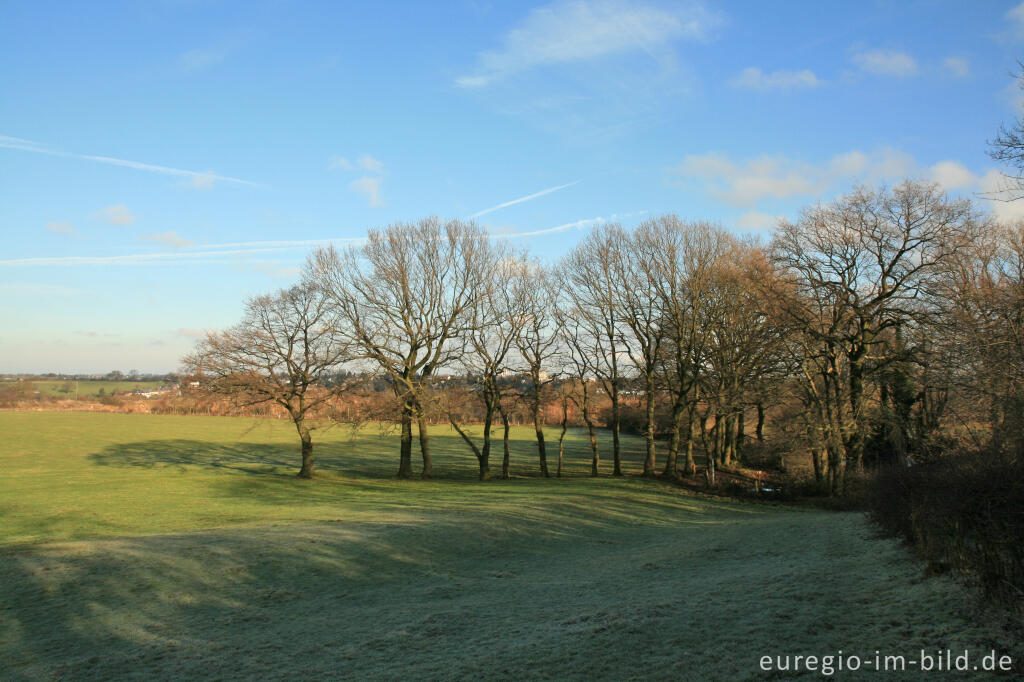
[180,178,1024,608]
[182,180,1020,489]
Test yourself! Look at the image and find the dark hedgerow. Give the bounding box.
[868,450,1024,610]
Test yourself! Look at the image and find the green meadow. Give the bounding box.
[20,379,164,398]
[0,412,1015,680]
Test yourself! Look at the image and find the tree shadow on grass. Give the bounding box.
[85,429,649,482]
[87,439,296,475]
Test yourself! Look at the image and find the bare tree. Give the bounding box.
[184,282,351,478]
[989,63,1024,200]
[771,182,978,493]
[619,221,668,476]
[309,218,490,479]
[939,220,1024,456]
[560,225,627,475]
[513,263,561,477]
[448,247,531,480]
[554,304,602,475]
[702,238,790,469]
[644,218,725,479]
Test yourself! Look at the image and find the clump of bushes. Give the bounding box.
[868,450,1024,609]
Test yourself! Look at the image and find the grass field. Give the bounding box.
[20,380,165,398]
[0,412,1017,680]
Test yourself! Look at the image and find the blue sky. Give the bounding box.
[2,0,1024,373]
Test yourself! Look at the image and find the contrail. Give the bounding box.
[0,238,367,267]
[469,180,581,218]
[0,135,262,188]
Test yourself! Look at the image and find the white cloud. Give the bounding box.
[0,135,260,188]
[979,170,1024,221]
[942,56,969,78]
[357,155,384,173]
[95,204,136,226]
[828,151,869,176]
[1009,3,1024,40]
[141,231,193,248]
[851,49,918,77]
[675,148,1024,225]
[328,155,353,171]
[470,180,581,218]
[187,171,216,190]
[731,67,822,92]
[735,211,785,231]
[929,160,976,191]
[674,148,921,207]
[350,176,383,207]
[455,0,719,87]
[45,221,76,235]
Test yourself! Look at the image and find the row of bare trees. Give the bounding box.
[186,181,1023,494]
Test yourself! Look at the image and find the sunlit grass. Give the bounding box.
[0,411,677,546]
[0,412,1016,680]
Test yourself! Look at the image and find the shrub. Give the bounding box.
[868,450,1024,609]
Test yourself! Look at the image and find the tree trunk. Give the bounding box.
[662,399,685,479]
[684,406,697,477]
[582,384,600,476]
[450,413,489,481]
[480,403,493,481]
[557,400,568,478]
[713,412,724,466]
[724,412,738,467]
[643,377,657,476]
[416,409,432,479]
[398,399,413,478]
[501,408,511,479]
[828,444,845,497]
[295,416,314,478]
[846,353,866,471]
[756,401,765,441]
[533,399,549,478]
[735,409,745,462]
[610,388,622,476]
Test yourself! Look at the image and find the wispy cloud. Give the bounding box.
[95,204,136,226]
[942,56,969,78]
[179,47,227,72]
[456,0,719,87]
[493,210,646,238]
[673,148,1023,222]
[851,49,918,77]
[0,135,262,188]
[1008,2,1024,40]
[0,237,365,268]
[357,154,383,173]
[731,67,822,92]
[328,155,354,171]
[45,221,77,236]
[672,148,917,207]
[735,211,785,232]
[350,176,383,207]
[141,231,193,248]
[328,154,383,173]
[470,180,582,218]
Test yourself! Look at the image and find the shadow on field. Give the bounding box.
[0,491,737,679]
[0,517,525,678]
[86,428,648,482]
[87,440,297,475]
